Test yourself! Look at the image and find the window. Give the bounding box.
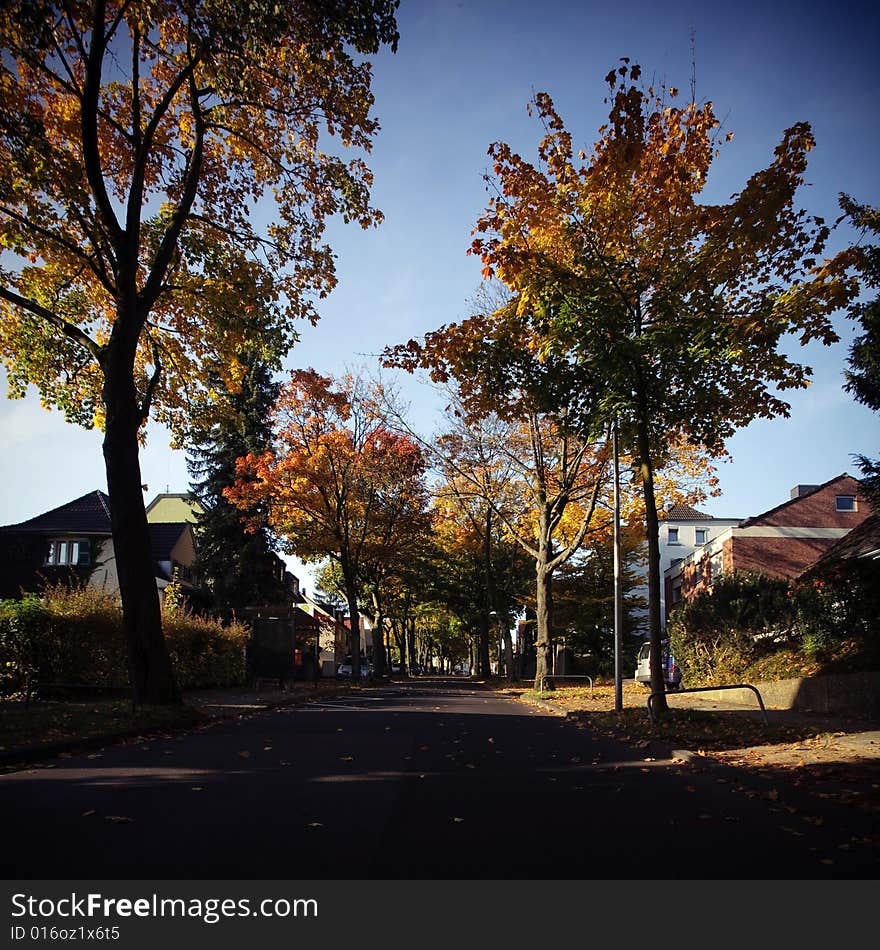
[46,539,91,567]
[836,495,857,512]
[667,527,680,544]
[695,528,708,545]
[709,552,723,583]
[671,584,682,605]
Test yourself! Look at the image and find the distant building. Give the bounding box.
[145,492,205,524]
[665,474,873,618]
[0,490,200,605]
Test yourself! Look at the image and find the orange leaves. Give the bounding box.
[0,1,398,441]
[226,368,429,571]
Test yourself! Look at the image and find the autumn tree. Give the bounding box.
[0,1,399,704]
[431,397,607,689]
[225,369,427,681]
[467,62,854,710]
[835,196,880,507]
[429,468,530,678]
[186,349,287,618]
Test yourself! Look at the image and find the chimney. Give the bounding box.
[790,484,819,500]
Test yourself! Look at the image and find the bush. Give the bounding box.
[0,595,54,698]
[0,582,250,695]
[163,611,249,688]
[668,569,880,686]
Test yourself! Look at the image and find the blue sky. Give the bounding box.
[1,0,878,587]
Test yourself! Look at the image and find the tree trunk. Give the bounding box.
[500,618,517,682]
[636,409,668,716]
[533,561,554,691]
[370,590,386,677]
[102,359,179,706]
[391,620,407,676]
[407,619,417,675]
[342,568,361,680]
[478,610,491,677]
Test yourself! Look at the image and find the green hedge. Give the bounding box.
[0,584,249,697]
[668,567,880,686]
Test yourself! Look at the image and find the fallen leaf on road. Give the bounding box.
[452,817,464,823]
[698,814,712,820]
[105,816,134,823]
[81,810,96,818]
[238,751,251,758]
[280,761,292,767]
[781,826,804,836]
[191,787,205,792]
[340,756,354,762]
[307,822,323,829]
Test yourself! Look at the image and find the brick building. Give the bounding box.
[665,474,873,617]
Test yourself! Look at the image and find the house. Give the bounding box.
[0,490,200,604]
[665,474,873,617]
[654,504,742,628]
[145,492,205,524]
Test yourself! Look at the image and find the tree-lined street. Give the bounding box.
[2,681,875,879]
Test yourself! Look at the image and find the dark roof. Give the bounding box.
[662,503,712,521]
[0,490,112,534]
[803,513,880,577]
[148,523,190,560]
[740,473,854,528]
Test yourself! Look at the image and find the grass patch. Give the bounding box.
[0,698,205,756]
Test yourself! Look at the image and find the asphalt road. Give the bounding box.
[2,680,876,879]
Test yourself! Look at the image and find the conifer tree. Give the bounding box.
[187,353,288,617]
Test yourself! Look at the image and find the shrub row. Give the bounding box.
[0,584,248,697]
[667,566,880,686]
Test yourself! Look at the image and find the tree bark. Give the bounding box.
[102,355,179,706]
[533,560,554,690]
[636,408,668,716]
[370,589,386,677]
[500,618,517,681]
[342,569,361,680]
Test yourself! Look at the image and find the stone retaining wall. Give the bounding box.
[693,671,880,720]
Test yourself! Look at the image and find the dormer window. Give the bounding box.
[835,495,857,512]
[46,539,91,567]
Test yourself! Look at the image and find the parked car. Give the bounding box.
[336,658,371,679]
[635,640,682,690]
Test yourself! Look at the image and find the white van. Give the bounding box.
[635,641,682,690]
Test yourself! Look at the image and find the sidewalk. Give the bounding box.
[522,685,880,817]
